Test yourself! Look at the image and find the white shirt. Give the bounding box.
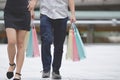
[40,0,69,19]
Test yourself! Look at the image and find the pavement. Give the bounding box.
[0,44,120,80]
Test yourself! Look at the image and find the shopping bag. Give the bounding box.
[26,21,40,57]
[66,23,86,61]
[26,29,33,57]
[66,28,73,60]
[32,26,40,57]
[72,23,86,60]
[24,31,30,50]
[72,29,80,61]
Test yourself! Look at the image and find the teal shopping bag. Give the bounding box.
[26,29,34,57]
[72,23,86,60]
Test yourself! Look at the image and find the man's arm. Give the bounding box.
[68,0,76,23]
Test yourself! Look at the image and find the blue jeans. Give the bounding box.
[40,14,68,72]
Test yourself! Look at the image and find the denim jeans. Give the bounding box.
[40,14,68,72]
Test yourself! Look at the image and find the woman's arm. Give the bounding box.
[28,0,38,19]
[28,0,38,11]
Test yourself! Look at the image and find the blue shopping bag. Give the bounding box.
[26,29,34,57]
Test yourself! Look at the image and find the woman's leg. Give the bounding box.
[14,30,27,79]
[6,28,17,72]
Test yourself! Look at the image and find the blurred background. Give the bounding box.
[0,0,120,44]
[0,1,120,80]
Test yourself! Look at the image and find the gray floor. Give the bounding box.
[0,44,120,80]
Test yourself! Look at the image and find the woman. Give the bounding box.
[4,0,34,79]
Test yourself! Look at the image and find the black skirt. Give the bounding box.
[4,10,31,31]
[4,0,31,31]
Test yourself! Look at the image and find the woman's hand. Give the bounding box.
[31,10,35,20]
[28,0,37,11]
[28,0,37,19]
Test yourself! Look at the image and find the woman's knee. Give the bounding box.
[8,39,16,46]
[17,40,24,49]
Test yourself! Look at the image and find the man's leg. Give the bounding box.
[52,17,68,79]
[40,15,53,77]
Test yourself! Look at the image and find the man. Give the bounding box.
[29,0,76,79]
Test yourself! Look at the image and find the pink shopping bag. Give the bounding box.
[66,27,79,61]
[72,29,80,61]
[26,21,40,57]
[32,26,40,57]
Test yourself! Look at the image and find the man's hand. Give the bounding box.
[70,14,76,23]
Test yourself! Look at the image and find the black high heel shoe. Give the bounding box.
[6,63,16,79]
[13,73,21,80]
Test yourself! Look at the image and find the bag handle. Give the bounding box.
[71,23,77,32]
[31,19,35,29]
